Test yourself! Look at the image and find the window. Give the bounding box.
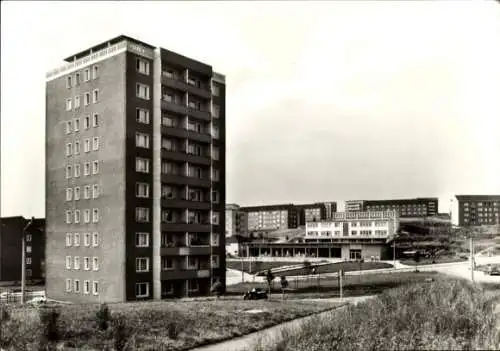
[136,158,150,173]
[92,184,100,199]
[66,279,72,292]
[66,233,72,247]
[66,143,72,156]
[65,210,72,224]
[74,256,80,270]
[92,208,99,223]
[66,256,72,269]
[74,210,81,223]
[84,209,91,223]
[136,182,149,198]
[66,120,72,134]
[84,162,90,176]
[74,233,80,246]
[212,83,220,96]
[74,279,80,293]
[74,96,80,109]
[136,233,149,247]
[26,234,32,242]
[92,137,99,151]
[84,115,90,129]
[92,161,99,175]
[212,255,220,268]
[212,124,219,139]
[162,257,174,270]
[188,279,198,292]
[66,165,72,179]
[66,188,73,201]
[92,113,99,127]
[162,138,176,151]
[92,232,99,247]
[136,282,149,298]
[84,233,91,247]
[136,207,150,222]
[93,281,99,295]
[26,257,32,265]
[212,146,219,160]
[212,212,220,225]
[84,257,90,270]
[93,89,99,103]
[137,58,150,75]
[66,98,72,111]
[74,141,80,155]
[162,185,175,199]
[136,83,150,100]
[75,72,80,85]
[162,115,177,127]
[67,76,72,88]
[136,258,149,272]
[92,257,99,271]
[212,169,219,181]
[211,233,219,246]
[84,68,90,81]
[136,108,150,124]
[92,66,99,79]
[84,92,90,106]
[136,132,150,148]
[84,280,90,294]
[74,164,81,178]
[83,139,90,153]
[212,104,220,118]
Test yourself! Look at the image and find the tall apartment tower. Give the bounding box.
[45,35,226,303]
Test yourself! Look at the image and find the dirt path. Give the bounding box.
[188,295,376,351]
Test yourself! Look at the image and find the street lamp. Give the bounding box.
[21,217,35,304]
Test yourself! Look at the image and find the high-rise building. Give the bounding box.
[225,204,248,237]
[363,198,438,218]
[451,195,500,226]
[45,35,226,302]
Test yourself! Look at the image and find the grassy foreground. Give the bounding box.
[251,278,500,351]
[226,260,307,274]
[254,261,393,276]
[0,299,340,350]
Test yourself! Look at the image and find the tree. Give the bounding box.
[414,251,421,272]
[265,269,275,299]
[280,276,289,300]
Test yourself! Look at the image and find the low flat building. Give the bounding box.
[451,195,500,226]
[363,197,438,217]
[244,211,399,261]
[0,216,45,282]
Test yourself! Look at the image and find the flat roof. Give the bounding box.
[64,35,155,62]
[455,195,500,201]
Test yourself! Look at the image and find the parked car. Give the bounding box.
[27,296,47,305]
[243,288,268,300]
[486,266,500,276]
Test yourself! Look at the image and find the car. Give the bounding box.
[486,266,500,276]
[27,296,47,305]
[243,288,268,300]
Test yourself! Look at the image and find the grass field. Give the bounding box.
[400,255,468,266]
[226,260,309,274]
[254,261,393,276]
[0,298,340,351]
[227,271,440,298]
[250,278,500,351]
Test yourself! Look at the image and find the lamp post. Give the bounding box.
[21,217,35,304]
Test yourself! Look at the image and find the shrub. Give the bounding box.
[112,315,130,351]
[96,303,111,331]
[39,307,60,349]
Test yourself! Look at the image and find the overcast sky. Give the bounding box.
[1,1,500,218]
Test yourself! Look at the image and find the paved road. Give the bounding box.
[189,295,375,351]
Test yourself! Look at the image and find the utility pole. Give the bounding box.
[470,235,474,284]
[21,217,34,304]
[339,269,343,302]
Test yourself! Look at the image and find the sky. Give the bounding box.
[1,1,500,218]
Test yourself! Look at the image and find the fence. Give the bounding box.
[0,291,45,304]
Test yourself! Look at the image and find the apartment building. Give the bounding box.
[344,200,364,212]
[225,204,248,237]
[451,195,500,226]
[45,35,225,303]
[363,198,438,218]
[240,204,299,232]
[0,217,45,282]
[295,203,329,225]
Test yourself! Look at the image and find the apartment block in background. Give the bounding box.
[240,204,299,233]
[0,217,45,282]
[225,204,248,237]
[45,35,225,303]
[451,195,500,226]
[363,198,438,218]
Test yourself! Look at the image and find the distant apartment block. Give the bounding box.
[0,217,45,282]
[295,203,328,225]
[225,204,248,237]
[363,198,438,218]
[45,35,226,303]
[240,204,299,232]
[344,200,364,212]
[451,195,500,226]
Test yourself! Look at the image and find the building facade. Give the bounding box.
[46,35,225,303]
[344,200,364,212]
[225,204,248,237]
[363,198,438,218]
[451,195,500,226]
[240,204,299,232]
[0,217,45,282]
[296,203,327,225]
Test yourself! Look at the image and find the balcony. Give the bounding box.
[161,149,210,166]
[161,174,211,188]
[161,100,189,115]
[161,269,211,280]
[162,73,211,100]
[161,222,211,232]
[161,198,211,210]
[187,107,211,121]
[160,245,211,256]
[161,126,211,144]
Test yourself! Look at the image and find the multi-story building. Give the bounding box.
[451,195,500,226]
[0,217,45,282]
[240,204,299,232]
[363,198,438,218]
[344,200,364,212]
[45,35,226,303]
[324,202,337,219]
[295,203,327,225]
[225,204,248,237]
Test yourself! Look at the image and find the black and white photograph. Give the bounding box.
[1,1,499,350]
